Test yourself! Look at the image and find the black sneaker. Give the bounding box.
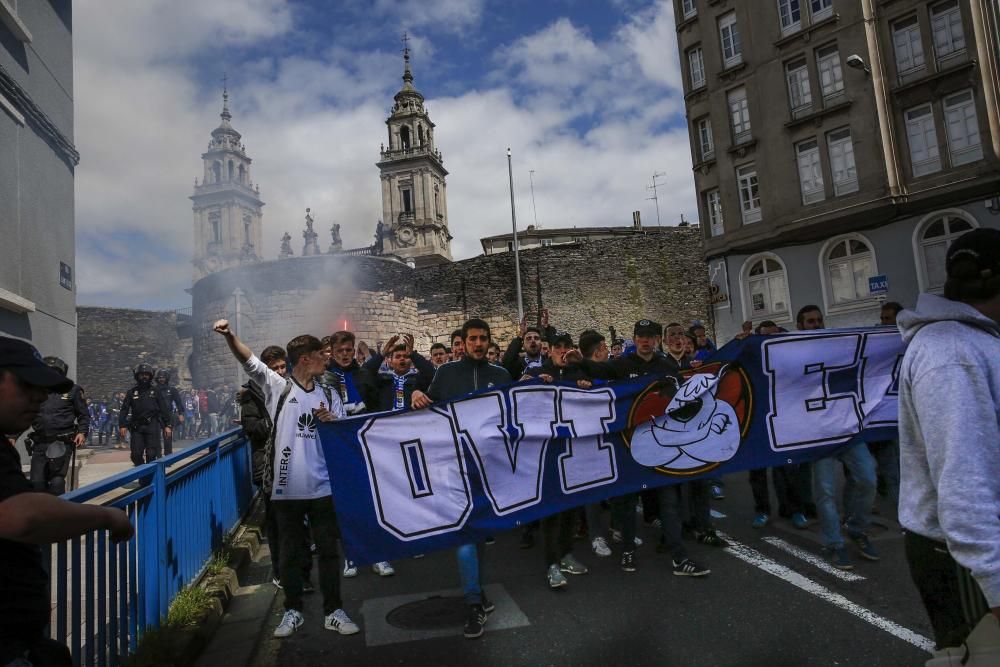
[463,604,488,639]
[672,558,710,577]
[621,550,637,572]
[481,597,496,614]
[695,530,729,548]
[485,535,496,545]
[302,580,315,594]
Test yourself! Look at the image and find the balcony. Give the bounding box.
[398,212,415,225]
[379,144,444,163]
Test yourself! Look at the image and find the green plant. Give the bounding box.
[204,548,231,577]
[166,586,214,627]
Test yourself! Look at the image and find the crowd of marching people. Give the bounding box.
[212,302,912,642]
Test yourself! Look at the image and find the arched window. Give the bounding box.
[418,124,425,145]
[914,211,977,292]
[822,234,877,306]
[228,161,235,180]
[212,162,221,183]
[742,254,790,321]
[238,164,245,183]
[400,126,411,150]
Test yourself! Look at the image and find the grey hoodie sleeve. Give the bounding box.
[910,363,1000,607]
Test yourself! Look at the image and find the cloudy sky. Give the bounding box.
[74,0,695,309]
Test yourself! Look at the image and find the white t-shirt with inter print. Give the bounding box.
[243,355,345,501]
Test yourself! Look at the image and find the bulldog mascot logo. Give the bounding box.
[624,363,752,475]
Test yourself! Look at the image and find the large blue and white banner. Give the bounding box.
[320,328,904,565]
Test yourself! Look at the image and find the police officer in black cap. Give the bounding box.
[154,369,185,455]
[119,364,171,466]
[25,357,89,495]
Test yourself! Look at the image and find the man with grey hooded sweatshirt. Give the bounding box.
[897,228,1000,665]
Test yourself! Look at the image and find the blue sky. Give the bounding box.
[74,0,694,309]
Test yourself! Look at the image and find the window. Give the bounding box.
[243,214,252,244]
[778,0,801,34]
[210,217,221,244]
[737,164,761,224]
[916,213,976,291]
[943,90,982,166]
[825,236,876,305]
[697,117,715,160]
[728,87,751,144]
[745,255,789,319]
[506,241,515,252]
[682,0,697,19]
[796,140,825,204]
[810,0,833,21]
[827,128,858,195]
[905,104,941,176]
[688,47,706,89]
[541,238,553,247]
[719,13,743,68]
[893,16,926,76]
[706,190,724,237]
[816,46,844,99]
[786,59,812,116]
[402,188,413,213]
[930,1,965,61]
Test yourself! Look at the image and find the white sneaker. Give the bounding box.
[325,608,360,635]
[372,561,395,577]
[591,536,612,557]
[343,560,358,578]
[273,609,303,638]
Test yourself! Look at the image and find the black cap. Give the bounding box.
[550,331,573,347]
[0,337,74,392]
[947,229,1000,281]
[633,319,662,337]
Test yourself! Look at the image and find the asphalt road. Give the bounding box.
[248,473,935,667]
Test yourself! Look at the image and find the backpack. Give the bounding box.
[260,379,334,497]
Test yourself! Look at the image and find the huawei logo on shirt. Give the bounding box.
[296,412,317,438]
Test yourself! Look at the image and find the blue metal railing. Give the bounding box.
[51,429,253,666]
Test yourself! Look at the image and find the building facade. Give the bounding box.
[480,220,692,255]
[0,0,79,371]
[675,0,1000,340]
[376,46,452,267]
[191,88,265,281]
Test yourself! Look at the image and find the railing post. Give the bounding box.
[154,461,169,624]
[214,437,224,549]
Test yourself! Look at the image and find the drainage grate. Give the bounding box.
[385,595,468,630]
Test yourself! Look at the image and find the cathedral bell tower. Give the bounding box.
[376,38,452,266]
[191,86,265,280]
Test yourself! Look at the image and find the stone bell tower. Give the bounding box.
[191,85,265,280]
[376,36,452,267]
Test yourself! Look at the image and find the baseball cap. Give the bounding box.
[633,320,662,337]
[550,331,574,347]
[946,228,1000,281]
[0,337,74,392]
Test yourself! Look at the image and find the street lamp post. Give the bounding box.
[507,148,524,322]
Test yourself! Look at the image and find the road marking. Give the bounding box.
[718,532,934,653]
[710,509,727,519]
[761,536,866,582]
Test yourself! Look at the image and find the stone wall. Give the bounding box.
[76,307,192,400]
[189,227,710,387]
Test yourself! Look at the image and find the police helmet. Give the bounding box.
[43,356,69,377]
[155,369,170,382]
[134,363,154,381]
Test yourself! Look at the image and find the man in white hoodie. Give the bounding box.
[897,228,1000,663]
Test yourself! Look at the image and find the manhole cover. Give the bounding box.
[385,596,468,630]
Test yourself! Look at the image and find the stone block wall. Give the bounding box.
[188,227,710,388]
[76,307,192,400]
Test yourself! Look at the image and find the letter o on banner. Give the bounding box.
[359,409,472,540]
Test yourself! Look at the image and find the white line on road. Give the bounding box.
[761,536,866,582]
[717,532,934,653]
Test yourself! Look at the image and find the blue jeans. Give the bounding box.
[813,441,876,548]
[456,543,482,605]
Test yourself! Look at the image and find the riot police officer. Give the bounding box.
[119,363,171,466]
[26,356,89,495]
[154,369,185,455]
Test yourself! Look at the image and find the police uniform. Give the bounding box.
[155,371,185,455]
[27,384,89,495]
[121,368,171,466]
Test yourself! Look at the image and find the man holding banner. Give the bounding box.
[214,320,361,640]
[411,318,511,639]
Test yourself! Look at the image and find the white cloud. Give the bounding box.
[73,0,696,309]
